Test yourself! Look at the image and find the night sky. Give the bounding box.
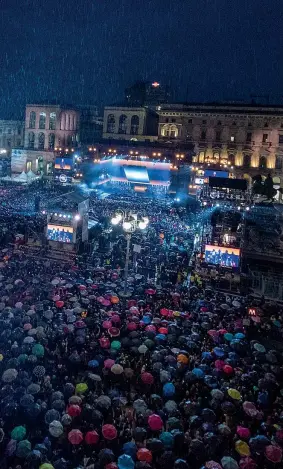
[1,0,283,118]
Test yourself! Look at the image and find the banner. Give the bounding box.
[11,150,27,173]
[78,199,89,242]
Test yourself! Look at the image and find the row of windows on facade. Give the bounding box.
[0,128,22,135]
[28,112,76,131]
[196,152,280,169]
[160,125,283,144]
[27,132,76,149]
[165,117,283,128]
[0,138,22,148]
[106,115,140,134]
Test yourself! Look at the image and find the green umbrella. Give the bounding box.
[111,340,121,350]
[32,344,45,357]
[16,439,31,458]
[18,354,28,364]
[11,426,26,441]
[40,465,55,469]
[75,382,88,394]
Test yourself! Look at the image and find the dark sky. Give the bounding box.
[0,0,283,118]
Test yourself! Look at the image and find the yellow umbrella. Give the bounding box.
[75,383,88,394]
[228,388,241,401]
[40,464,55,469]
[235,440,250,457]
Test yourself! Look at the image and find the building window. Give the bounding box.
[17,126,21,135]
[49,112,56,130]
[171,118,176,123]
[28,132,35,149]
[130,115,139,135]
[201,130,206,140]
[29,111,36,129]
[232,121,236,126]
[0,129,2,134]
[39,112,46,129]
[7,129,11,135]
[259,156,267,169]
[217,121,222,125]
[17,139,21,147]
[246,132,252,143]
[230,136,235,142]
[7,139,11,147]
[243,154,250,167]
[275,158,282,170]
[202,120,207,124]
[38,132,45,150]
[188,119,192,123]
[165,118,169,123]
[264,122,268,128]
[278,135,283,144]
[215,131,221,142]
[48,133,55,150]
[262,133,268,143]
[118,115,128,134]
[228,154,235,165]
[107,114,115,133]
[248,122,252,127]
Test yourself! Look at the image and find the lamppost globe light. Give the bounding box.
[74,214,80,221]
[143,216,149,225]
[123,221,132,231]
[138,221,147,230]
[111,217,120,225]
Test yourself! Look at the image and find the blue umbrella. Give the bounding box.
[118,454,135,469]
[88,359,99,368]
[163,382,175,397]
[123,441,137,458]
[160,431,174,448]
[192,368,204,378]
[213,347,225,358]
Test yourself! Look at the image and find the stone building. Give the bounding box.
[157,103,283,183]
[103,106,158,142]
[0,120,24,152]
[24,104,80,151]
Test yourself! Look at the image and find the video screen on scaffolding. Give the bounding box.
[205,244,241,268]
[54,158,74,171]
[47,224,73,243]
[123,166,150,183]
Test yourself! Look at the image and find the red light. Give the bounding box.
[152,82,160,88]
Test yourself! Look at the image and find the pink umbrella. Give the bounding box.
[102,424,117,440]
[208,330,219,338]
[237,426,251,440]
[68,429,83,445]
[104,359,115,369]
[102,320,112,329]
[215,360,226,370]
[141,372,154,385]
[108,327,120,337]
[24,323,32,331]
[239,457,257,469]
[265,445,282,463]
[127,322,138,331]
[53,295,60,302]
[145,289,156,295]
[91,284,98,289]
[79,285,86,290]
[102,299,111,307]
[148,414,163,431]
[99,337,110,348]
[97,296,104,303]
[206,462,222,469]
[111,315,121,324]
[145,325,156,332]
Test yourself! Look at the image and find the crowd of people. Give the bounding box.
[0,183,281,469]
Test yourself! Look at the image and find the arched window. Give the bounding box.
[213,152,220,162]
[107,114,115,133]
[38,132,45,150]
[118,115,128,134]
[39,112,46,129]
[29,111,36,129]
[49,112,56,130]
[28,132,35,149]
[259,156,267,169]
[161,124,170,137]
[243,154,250,167]
[67,135,72,146]
[130,115,139,135]
[161,124,178,138]
[228,154,235,165]
[169,124,178,138]
[48,133,55,150]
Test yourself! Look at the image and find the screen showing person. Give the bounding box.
[54,158,73,170]
[47,224,73,243]
[205,245,240,267]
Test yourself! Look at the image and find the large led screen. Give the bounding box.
[54,158,73,170]
[204,170,229,178]
[123,166,149,183]
[47,224,73,243]
[205,244,240,267]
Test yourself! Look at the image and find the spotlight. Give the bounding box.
[74,214,80,221]
[246,207,250,211]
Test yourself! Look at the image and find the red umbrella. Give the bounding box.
[237,426,251,440]
[218,329,228,335]
[67,405,81,417]
[128,322,138,331]
[215,360,225,370]
[56,300,64,308]
[137,448,152,463]
[85,430,99,445]
[160,308,169,317]
[223,364,233,375]
[148,414,163,431]
[91,284,98,289]
[239,457,257,469]
[106,464,118,469]
[102,424,117,440]
[111,315,121,325]
[99,337,110,349]
[108,327,120,337]
[158,327,168,335]
[68,429,83,445]
[265,445,282,463]
[145,325,156,332]
[145,289,156,295]
[141,372,154,385]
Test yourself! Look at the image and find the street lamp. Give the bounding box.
[111,211,149,294]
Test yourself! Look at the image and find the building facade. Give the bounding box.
[125,81,170,107]
[0,120,24,152]
[103,106,158,142]
[157,103,283,183]
[24,104,80,151]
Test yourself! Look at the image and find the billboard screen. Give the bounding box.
[204,170,229,178]
[11,150,27,173]
[54,158,73,171]
[124,166,149,183]
[47,224,73,243]
[205,244,241,267]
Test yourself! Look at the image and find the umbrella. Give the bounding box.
[2,368,18,382]
[75,382,88,394]
[239,457,257,469]
[97,395,111,408]
[68,429,83,445]
[134,399,148,414]
[141,372,154,385]
[67,404,81,417]
[237,426,251,440]
[111,364,124,375]
[49,420,64,437]
[160,432,174,448]
[27,383,41,395]
[243,401,258,417]
[123,441,137,458]
[228,388,242,400]
[235,440,251,457]
[85,430,99,445]
[33,365,46,378]
[11,425,26,441]
[221,457,239,469]
[264,445,282,463]
[249,435,270,452]
[102,424,117,440]
[137,448,152,463]
[133,427,147,442]
[16,439,31,458]
[45,409,60,425]
[118,454,134,469]
[148,414,163,431]
[40,465,55,469]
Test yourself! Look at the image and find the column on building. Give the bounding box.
[235,150,243,166]
[267,152,276,169]
[251,150,259,168]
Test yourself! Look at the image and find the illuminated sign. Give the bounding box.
[152,82,160,88]
[59,174,67,183]
[205,245,241,268]
[248,308,257,316]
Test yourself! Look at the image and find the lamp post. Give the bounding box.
[111,211,149,294]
